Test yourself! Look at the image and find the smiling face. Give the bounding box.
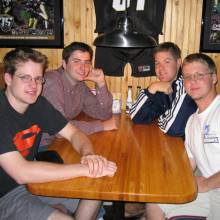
[183,61,217,105]
[5,60,44,113]
[62,50,92,85]
[154,51,181,82]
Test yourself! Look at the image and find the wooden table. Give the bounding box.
[28,113,197,204]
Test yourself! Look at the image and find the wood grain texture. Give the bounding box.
[27,113,197,203]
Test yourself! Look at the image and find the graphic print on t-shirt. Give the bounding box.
[204,124,219,144]
[13,124,41,157]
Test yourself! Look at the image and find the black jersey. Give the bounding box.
[93,0,166,77]
[94,0,166,36]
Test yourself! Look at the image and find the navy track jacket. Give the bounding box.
[130,75,197,137]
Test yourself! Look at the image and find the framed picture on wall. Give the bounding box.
[200,0,220,52]
[0,0,63,48]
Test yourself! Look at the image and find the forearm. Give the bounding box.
[130,89,159,123]
[70,129,94,156]
[206,171,220,190]
[58,123,94,156]
[130,89,149,120]
[19,161,89,184]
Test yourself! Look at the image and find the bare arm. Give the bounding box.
[205,171,220,190]
[189,157,220,192]
[0,121,117,184]
[0,151,116,184]
[195,171,220,192]
[58,122,94,156]
[58,122,117,176]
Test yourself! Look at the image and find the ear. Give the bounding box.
[62,59,67,70]
[177,58,182,69]
[212,73,218,85]
[4,73,13,86]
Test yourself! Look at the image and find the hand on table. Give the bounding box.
[81,155,117,178]
[102,115,119,131]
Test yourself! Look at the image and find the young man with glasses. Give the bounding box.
[145,53,220,220]
[40,42,117,149]
[0,48,117,220]
[130,42,197,138]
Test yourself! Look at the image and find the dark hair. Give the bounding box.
[3,47,48,76]
[62,42,93,63]
[153,42,181,60]
[183,53,217,74]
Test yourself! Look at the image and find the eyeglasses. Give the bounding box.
[183,72,211,82]
[15,74,45,84]
[70,58,92,67]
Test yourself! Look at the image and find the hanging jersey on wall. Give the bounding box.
[93,0,167,77]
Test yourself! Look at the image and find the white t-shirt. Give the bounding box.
[185,94,220,178]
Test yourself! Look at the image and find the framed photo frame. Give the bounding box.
[0,0,63,48]
[200,0,220,52]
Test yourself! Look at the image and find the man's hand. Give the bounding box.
[102,116,119,131]
[195,176,209,192]
[81,155,117,177]
[148,81,173,95]
[84,68,106,88]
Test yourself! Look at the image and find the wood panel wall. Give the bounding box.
[0,0,219,109]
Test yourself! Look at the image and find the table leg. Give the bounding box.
[104,202,125,220]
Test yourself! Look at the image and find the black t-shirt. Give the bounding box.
[0,91,68,198]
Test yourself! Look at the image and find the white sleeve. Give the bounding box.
[184,116,194,159]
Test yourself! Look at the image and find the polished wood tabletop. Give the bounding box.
[27,113,197,203]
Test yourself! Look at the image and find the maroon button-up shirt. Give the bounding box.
[40,67,113,146]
